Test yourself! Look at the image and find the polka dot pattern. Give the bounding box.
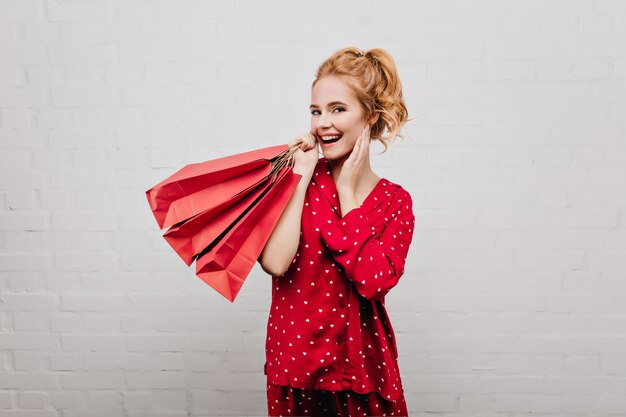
[266,382,409,416]
[264,158,415,402]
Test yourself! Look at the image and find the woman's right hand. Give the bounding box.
[289,132,319,176]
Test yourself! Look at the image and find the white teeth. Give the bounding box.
[322,135,342,142]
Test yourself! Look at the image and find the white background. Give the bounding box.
[1,0,626,416]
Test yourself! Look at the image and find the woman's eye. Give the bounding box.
[311,107,344,115]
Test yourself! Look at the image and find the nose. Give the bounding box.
[317,111,332,129]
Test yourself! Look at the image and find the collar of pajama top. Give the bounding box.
[264,158,415,401]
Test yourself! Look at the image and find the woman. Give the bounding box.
[259,47,414,417]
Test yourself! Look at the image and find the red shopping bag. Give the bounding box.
[145,143,302,302]
[162,172,274,266]
[195,168,301,302]
[146,144,288,229]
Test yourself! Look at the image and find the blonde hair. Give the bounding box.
[312,47,409,152]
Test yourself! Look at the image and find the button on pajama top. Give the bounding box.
[264,157,415,402]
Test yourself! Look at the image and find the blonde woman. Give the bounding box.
[259,47,414,417]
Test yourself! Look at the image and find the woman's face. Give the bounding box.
[310,76,370,161]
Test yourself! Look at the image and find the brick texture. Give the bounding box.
[1,0,625,416]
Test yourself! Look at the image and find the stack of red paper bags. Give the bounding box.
[146,144,302,302]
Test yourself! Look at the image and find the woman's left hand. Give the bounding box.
[335,124,371,198]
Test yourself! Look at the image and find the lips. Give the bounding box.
[320,134,342,145]
[322,135,343,144]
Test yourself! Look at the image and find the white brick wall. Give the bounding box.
[1,0,625,416]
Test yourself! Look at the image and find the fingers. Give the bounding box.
[288,137,302,148]
[303,132,317,151]
[349,125,369,166]
[360,125,370,160]
[346,135,360,165]
[289,132,317,151]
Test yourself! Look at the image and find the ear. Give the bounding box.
[367,111,380,127]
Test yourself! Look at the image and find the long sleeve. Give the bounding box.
[320,189,415,301]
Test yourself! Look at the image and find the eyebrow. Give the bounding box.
[309,101,349,109]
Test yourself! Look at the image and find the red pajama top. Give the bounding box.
[264,158,415,401]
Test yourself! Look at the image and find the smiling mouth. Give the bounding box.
[321,135,342,144]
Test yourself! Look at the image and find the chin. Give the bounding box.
[319,140,353,161]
